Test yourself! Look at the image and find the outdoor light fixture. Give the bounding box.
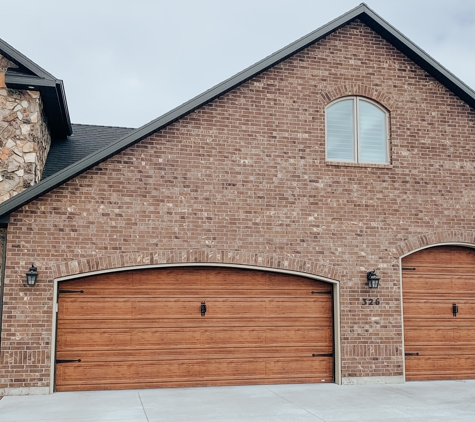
[366,270,380,289]
[25,264,38,287]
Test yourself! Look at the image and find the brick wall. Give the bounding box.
[1,20,475,391]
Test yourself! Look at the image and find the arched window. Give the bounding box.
[326,97,389,164]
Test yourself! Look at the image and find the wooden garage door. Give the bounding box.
[403,246,475,381]
[55,267,333,391]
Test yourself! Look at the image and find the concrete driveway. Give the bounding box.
[1,380,475,422]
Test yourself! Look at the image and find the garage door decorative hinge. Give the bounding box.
[56,359,82,363]
[311,291,332,295]
[59,290,84,294]
[405,352,419,356]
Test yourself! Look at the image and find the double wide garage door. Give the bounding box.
[403,246,475,381]
[55,267,334,391]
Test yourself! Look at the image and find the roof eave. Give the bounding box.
[4,71,73,139]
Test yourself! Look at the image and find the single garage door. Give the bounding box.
[402,246,475,380]
[55,266,333,391]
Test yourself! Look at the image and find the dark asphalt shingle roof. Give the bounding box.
[42,124,134,180]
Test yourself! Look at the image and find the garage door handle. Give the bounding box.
[201,301,206,317]
[56,359,82,363]
[453,303,459,317]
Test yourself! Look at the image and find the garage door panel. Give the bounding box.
[402,275,475,296]
[59,272,119,290]
[60,288,330,298]
[403,300,475,319]
[265,298,332,317]
[200,328,267,346]
[59,298,134,319]
[405,327,475,345]
[131,361,204,380]
[56,267,334,391]
[198,359,267,378]
[265,357,333,378]
[133,299,206,319]
[405,346,475,356]
[58,358,333,384]
[56,345,332,363]
[202,300,269,317]
[62,269,331,293]
[179,327,332,347]
[64,298,322,320]
[403,246,475,381]
[405,356,455,380]
[404,319,474,329]
[202,270,271,288]
[455,357,475,373]
[134,268,205,287]
[403,267,475,276]
[264,327,332,345]
[406,356,475,381]
[61,269,206,290]
[403,246,475,267]
[404,327,454,344]
[57,377,331,392]
[135,298,330,319]
[57,326,332,351]
[57,330,134,350]
[56,362,133,384]
[57,316,329,330]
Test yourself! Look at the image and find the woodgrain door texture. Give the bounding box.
[55,267,334,391]
[403,246,475,381]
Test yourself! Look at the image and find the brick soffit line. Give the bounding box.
[0,2,474,222]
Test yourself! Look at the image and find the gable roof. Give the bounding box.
[0,37,72,140]
[0,2,474,221]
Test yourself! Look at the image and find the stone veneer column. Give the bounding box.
[0,54,52,202]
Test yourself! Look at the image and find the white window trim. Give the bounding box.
[325,96,390,164]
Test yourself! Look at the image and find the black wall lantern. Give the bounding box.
[366,270,380,289]
[25,264,38,287]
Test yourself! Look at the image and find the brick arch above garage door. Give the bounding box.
[52,249,344,282]
[397,230,475,258]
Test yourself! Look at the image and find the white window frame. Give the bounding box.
[325,96,390,164]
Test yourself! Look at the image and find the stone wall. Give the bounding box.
[0,54,51,202]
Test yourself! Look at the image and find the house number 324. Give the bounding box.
[362,298,380,305]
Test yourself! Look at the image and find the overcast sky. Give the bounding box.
[2,0,474,128]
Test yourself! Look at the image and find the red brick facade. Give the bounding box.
[1,20,475,393]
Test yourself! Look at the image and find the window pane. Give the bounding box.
[358,100,387,163]
[326,99,355,161]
